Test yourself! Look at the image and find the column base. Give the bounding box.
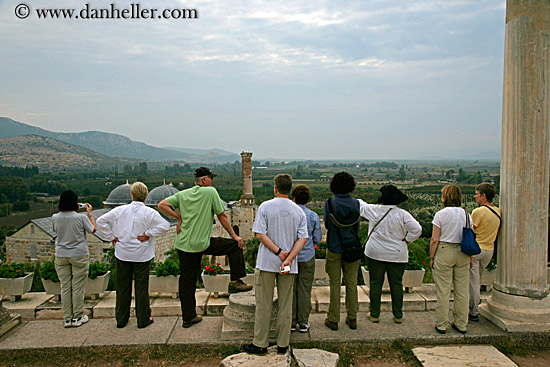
[480,288,550,332]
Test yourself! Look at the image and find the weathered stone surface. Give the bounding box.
[412,345,517,367]
[484,0,550,330]
[221,346,291,367]
[293,348,339,367]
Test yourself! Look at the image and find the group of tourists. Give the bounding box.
[51,167,500,352]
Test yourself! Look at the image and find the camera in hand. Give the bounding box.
[78,203,87,209]
[280,265,290,273]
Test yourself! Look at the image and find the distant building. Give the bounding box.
[5,152,259,264]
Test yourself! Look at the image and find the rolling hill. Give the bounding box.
[0,135,136,171]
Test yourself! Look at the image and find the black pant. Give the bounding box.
[115,258,151,327]
[177,237,246,322]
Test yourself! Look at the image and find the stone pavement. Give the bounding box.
[1,285,548,366]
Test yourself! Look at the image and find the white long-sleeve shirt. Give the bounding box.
[96,201,170,262]
[358,199,422,263]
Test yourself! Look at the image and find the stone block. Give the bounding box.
[2,292,52,319]
[221,346,291,367]
[412,345,517,367]
[293,348,339,367]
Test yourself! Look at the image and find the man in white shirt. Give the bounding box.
[96,182,170,329]
[243,174,308,356]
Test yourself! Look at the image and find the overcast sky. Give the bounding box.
[0,0,506,160]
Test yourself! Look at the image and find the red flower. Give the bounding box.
[205,265,210,271]
[422,261,426,264]
[315,246,319,250]
[210,268,215,273]
[216,263,221,266]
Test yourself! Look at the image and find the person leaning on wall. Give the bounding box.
[430,184,472,334]
[96,182,170,329]
[52,190,96,328]
[469,182,500,322]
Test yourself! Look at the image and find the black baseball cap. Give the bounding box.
[194,167,217,178]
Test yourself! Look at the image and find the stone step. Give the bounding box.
[2,285,492,320]
[226,290,277,314]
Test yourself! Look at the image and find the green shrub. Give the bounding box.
[154,259,179,277]
[40,260,59,282]
[0,262,28,278]
[88,261,108,279]
[243,237,260,267]
[315,241,327,259]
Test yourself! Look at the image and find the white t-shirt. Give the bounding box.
[96,201,170,262]
[252,197,308,274]
[432,207,472,243]
[358,200,422,263]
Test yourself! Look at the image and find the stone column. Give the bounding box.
[480,0,550,331]
[240,152,255,206]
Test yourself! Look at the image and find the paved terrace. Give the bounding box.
[1,284,549,352]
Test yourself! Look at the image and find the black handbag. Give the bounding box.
[461,209,481,256]
[328,198,362,263]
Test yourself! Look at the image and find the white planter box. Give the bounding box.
[41,278,61,301]
[149,275,179,298]
[0,272,33,302]
[85,271,110,300]
[201,272,230,296]
[361,268,425,293]
[314,259,329,279]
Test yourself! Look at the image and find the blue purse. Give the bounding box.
[461,209,481,256]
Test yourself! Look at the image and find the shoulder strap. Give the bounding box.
[463,208,470,228]
[483,205,501,221]
[365,208,393,243]
[328,198,360,228]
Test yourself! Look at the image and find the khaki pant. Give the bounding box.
[469,249,493,317]
[253,269,295,348]
[325,250,360,323]
[433,241,470,331]
[55,256,89,322]
[292,257,315,326]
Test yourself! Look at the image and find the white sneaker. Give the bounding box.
[72,314,89,327]
[64,320,72,328]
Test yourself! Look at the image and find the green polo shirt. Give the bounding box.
[165,185,226,253]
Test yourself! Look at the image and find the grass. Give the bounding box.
[0,202,57,230]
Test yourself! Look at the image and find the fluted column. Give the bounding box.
[480,0,550,331]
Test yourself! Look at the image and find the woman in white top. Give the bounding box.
[96,182,170,329]
[430,185,472,334]
[359,185,422,324]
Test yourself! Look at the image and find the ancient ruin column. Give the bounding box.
[480,0,550,331]
[240,152,255,206]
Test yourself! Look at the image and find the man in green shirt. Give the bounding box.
[158,167,252,328]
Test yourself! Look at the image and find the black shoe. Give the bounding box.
[277,345,289,355]
[138,317,154,329]
[324,318,338,331]
[116,321,128,329]
[435,326,446,334]
[451,323,467,334]
[345,317,357,330]
[182,315,202,328]
[469,314,480,322]
[243,343,268,355]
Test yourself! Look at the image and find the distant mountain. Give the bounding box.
[0,117,190,161]
[0,135,136,171]
[164,147,241,163]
